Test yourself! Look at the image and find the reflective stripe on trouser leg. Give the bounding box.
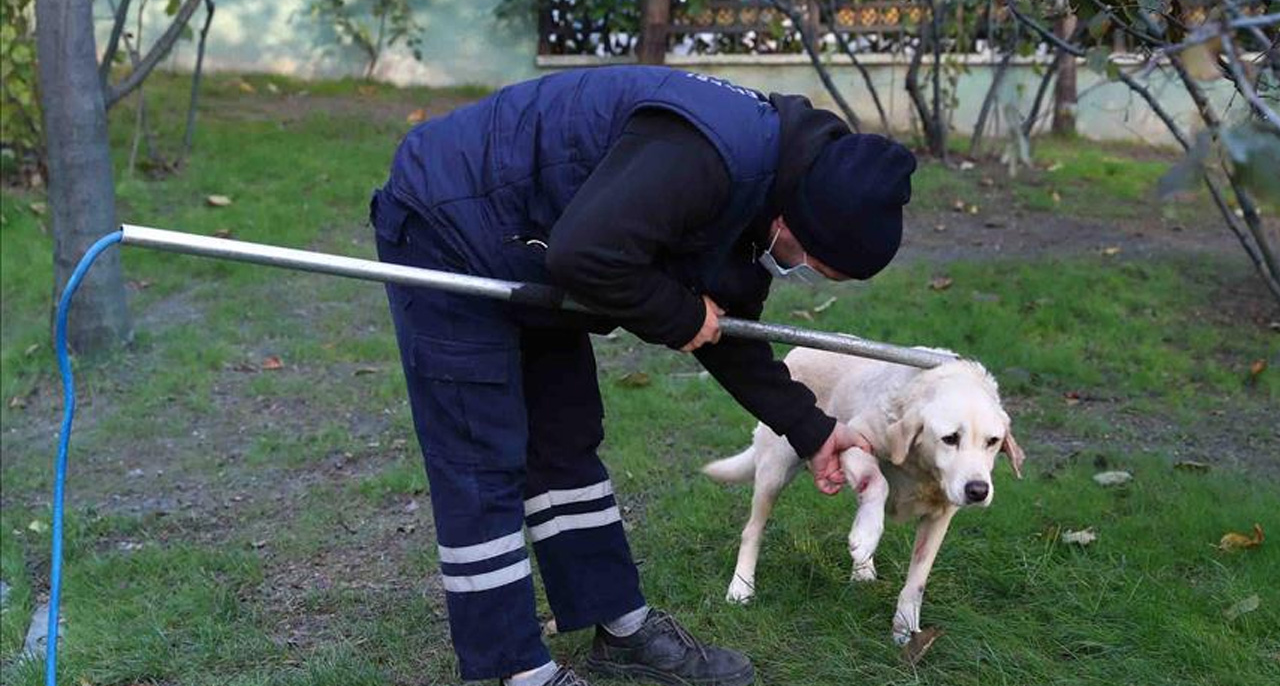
[375,207,549,681]
[521,328,646,632]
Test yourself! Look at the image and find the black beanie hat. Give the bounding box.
[781,134,917,280]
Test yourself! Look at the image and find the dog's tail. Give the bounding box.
[702,447,757,483]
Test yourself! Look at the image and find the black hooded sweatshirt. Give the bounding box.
[545,94,850,460]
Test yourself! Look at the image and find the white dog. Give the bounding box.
[702,347,1025,644]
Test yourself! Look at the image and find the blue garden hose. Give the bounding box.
[46,230,124,686]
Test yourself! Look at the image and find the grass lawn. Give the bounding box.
[1,72,1277,685]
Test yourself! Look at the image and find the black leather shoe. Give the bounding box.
[582,609,754,686]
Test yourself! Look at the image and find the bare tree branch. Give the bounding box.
[769,0,861,131]
[104,0,203,110]
[825,0,890,133]
[182,0,216,160]
[99,0,133,86]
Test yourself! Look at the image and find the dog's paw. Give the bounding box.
[891,603,920,645]
[726,577,756,604]
[850,558,877,583]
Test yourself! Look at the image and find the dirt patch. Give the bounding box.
[900,207,1260,263]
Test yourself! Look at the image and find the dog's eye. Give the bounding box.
[941,432,960,446]
[987,436,1001,448]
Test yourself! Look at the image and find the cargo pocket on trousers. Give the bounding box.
[410,335,524,468]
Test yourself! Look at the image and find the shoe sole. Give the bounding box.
[581,656,755,686]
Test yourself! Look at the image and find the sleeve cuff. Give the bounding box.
[660,292,707,350]
[784,408,837,461]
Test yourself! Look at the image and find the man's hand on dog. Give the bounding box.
[680,296,725,352]
[810,424,873,495]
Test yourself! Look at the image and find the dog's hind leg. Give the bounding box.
[725,455,795,604]
[891,506,958,645]
[841,448,887,582]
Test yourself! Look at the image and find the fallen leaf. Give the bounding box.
[206,194,233,207]
[8,396,26,409]
[542,617,559,636]
[29,202,46,215]
[261,356,284,371]
[1217,523,1264,551]
[397,523,416,534]
[27,519,48,534]
[266,82,280,94]
[1173,460,1211,473]
[1046,161,1063,172]
[933,223,947,232]
[251,539,269,549]
[237,79,257,94]
[902,626,944,665]
[24,343,39,356]
[357,84,378,97]
[1101,246,1121,256]
[213,228,233,239]
[1092,471,1133,486]
[1051,190,1062,204]
[406,107,428,125]
[928,276,953,291]
[951,199,967,212]
[1223,594,1260,621]
[618,372,650,388]
[979,176,995,187]
[790,309,815,321]
[1062,527,1098,546]
[1248,359,1267,380]
[128,279,154,290]
[404,499,419,513]
[352,367,380,377]
[1064,390,1082,406]
[958,160,975,171]
[967,204,980,214]
[812,296,838,313]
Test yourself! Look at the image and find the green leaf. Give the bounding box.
[1221,123,1280,203]
[1085,46,1111,75]
[1157,131,1211,199]
[1087,13,1111,41]
[180,24,195,41]
[166,0,181,16]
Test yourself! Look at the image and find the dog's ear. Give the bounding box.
[885,407,922,466]
[1001,431,1026,479]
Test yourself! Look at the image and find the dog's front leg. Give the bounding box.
[891,506,958,645]
[840,448,887,582]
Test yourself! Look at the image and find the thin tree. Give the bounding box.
[37,0,133,351]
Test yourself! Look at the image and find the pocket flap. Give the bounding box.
[411,336,510,384]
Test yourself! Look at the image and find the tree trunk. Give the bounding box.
[1051,11,1077,136]
[638,0,669,65]
[37,0,132,352]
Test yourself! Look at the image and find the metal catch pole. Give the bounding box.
[120,225,957,369]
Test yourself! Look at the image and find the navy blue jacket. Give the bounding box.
[377,66,843,458]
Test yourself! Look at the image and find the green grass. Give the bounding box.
[1,74,1278,685]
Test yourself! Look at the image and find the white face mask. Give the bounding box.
[758,227,821,282]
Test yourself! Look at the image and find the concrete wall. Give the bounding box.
[95,0,539,88]
[539,54,1240,147]
[97,0,1240,145]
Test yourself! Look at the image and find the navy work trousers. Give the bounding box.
[371,192,645,680]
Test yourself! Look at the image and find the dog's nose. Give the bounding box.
[964,481,990,503]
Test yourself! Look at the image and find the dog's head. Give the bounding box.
[885,361,1025,508]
